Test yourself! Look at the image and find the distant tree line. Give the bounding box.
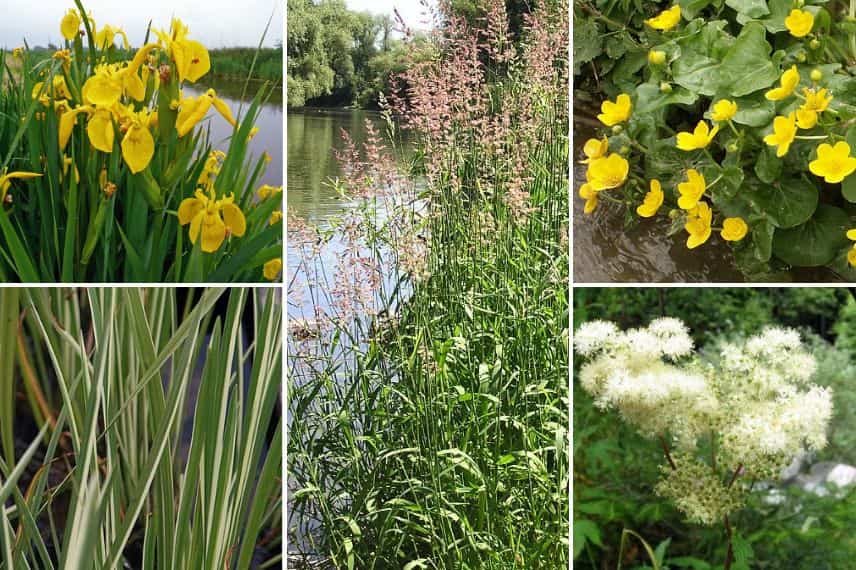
[287,0,557,109]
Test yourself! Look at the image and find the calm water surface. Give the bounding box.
[186,79,282,187]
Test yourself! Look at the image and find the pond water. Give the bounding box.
[185,78,283,187]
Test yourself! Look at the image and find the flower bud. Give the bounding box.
[660,82,672,93]
[668,209,681,220]
[796,51,806,63]
[810,39,821,50]
[648,50,666,65]
[619,145,630,155]
[727,142,739,153]
[811,68,823,82]
[612,125,623,135]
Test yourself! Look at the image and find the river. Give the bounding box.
[185,78,283,187]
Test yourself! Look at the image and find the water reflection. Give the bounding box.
[184,81,282,187]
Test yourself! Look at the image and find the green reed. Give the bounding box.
[0,287,282,569]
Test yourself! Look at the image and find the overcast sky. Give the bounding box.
[345,0,435,30]
[0,0,282,49]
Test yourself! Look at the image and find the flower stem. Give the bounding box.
[723,514,735,570]
[659,435,677,470]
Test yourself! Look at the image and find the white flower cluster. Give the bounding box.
[575,318,834,525]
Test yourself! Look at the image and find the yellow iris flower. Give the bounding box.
[257,184,283,200]
[87,107,115,153]
[263,258,283,281]
[721,217,748,241]
[175,89,237,137]
[636,179,664,218]
[119,108,156,174]
[155,18,210,83]
[785,9,814,38]
[765,65,800,101]
[60,9,81,41]
[581,137,609,163]
[644,5,681,31]
[710,99,737,122]
[677,169,706,211]
[178,189,247,252]
[269,210,283,226]
[586,153,629,191]
[676,120,719,151]
[95,24,129,50]
[597,94,631,126]
[763,113,797,157]
[0,168,42,203]
[59,105,93,150]
[809,142,856,184]
[685,201,712,249]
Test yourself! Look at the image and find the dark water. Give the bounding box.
[185,79,283,187]
[573,123,745,283]
[287,108,405,224]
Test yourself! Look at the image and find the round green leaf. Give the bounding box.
[745,176,818,228]
[772,204,851,266]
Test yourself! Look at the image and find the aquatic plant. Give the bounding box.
[288,0,569,567]
[0,287,282,568]
[574,317,833,569]
[575,0,856,280]
[0,1,282,282]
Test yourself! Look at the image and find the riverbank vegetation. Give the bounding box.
[210,46,283,83]
[288,0,569,567]
[574,1,856,281]
[0,287,282,568]
[574,288,856,569]
[0,2,283,282]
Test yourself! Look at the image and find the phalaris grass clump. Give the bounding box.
[0,1,283,282]
[574,317,833,569]
[576,1,856,279]
[288,0,569,567]
[0,287,282,569]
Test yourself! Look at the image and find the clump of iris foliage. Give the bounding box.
[288,0,569,568]
[0,287,282,568]
[574,0,856,281]
[0,1,283,282]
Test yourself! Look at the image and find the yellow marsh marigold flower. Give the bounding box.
[586,153,629,191]
[155,18,210,83]
[685,201,712,249]
[785,9,814,38]
[766,66,800,101]
[178,189,246,253]
[581,137,608,163]
[579,183,598,214]
[0,168,42,203]
[796,87,832,129]
[175,89,237,137]
[263,258,283,281]
[711,100,737,122]
[764,113,798,157]
[676,120,719,151]
[60,9,81,41]
[847,229,856,267]
[809,142,856,184]
[597,94,631,126]
[677,169,706,211]
[721,217,748,241]
[637,179,664,218]
[645,5,681,31]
